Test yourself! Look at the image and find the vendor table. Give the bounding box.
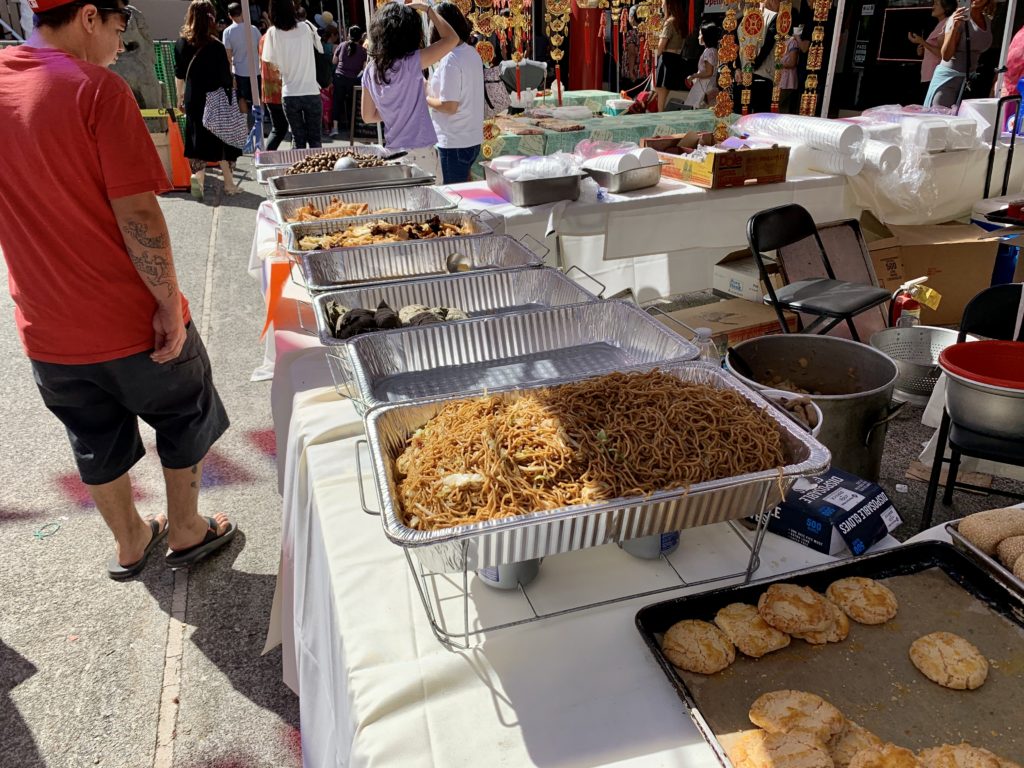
[260,277,903,768]
[543,89,622,110]
[474,110,721,177]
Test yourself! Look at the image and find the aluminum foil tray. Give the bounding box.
[584,163,664,193]
[339,300,697,410]
[363,361,830,572]
[273,187,458,226]
[254,144,387,168]
[285,209,492,256]
[947,520,1024,596]
[267,164,435,197]
[295,233,533,293]
[312,266,596,347]
[482,162,582,207]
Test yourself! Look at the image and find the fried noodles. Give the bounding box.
[394,370,786,531]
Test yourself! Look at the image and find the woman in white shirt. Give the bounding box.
[425,3,484,183]
[261,0,324,148]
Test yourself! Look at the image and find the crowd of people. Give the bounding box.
[169,0,485,186]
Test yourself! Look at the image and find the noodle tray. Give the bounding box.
[272,187,459,226]
[336,300,698,412]
[254,144,387,168]
[362,362,830,573]
[266,165,435,196]
[312,267,598,347]
[296,234,542,292]
[283,210,493,257]
[635,541,1024,766]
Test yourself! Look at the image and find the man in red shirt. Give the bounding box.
[0,0,237,578]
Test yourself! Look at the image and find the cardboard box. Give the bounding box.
[712,249,785,303]
[861,213,1002,325]
[653,298,797,354]
[764,469,903,556]
[641,132,789,189]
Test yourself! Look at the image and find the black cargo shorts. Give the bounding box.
[30,323,229,485]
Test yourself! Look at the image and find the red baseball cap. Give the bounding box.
[29,0,77,10]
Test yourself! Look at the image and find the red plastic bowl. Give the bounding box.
[939,340,1024,391]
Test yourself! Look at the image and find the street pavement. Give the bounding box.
[0,159,301,768]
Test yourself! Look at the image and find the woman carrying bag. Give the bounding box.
[262,0,324,149]
[174,0,242,200]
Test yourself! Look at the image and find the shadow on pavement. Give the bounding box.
[0,639,45,768]
[141,530,299,728]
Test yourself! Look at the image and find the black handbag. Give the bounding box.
[305,21,333,89]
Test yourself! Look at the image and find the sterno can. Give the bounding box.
[476,558,542,590]
[619,531,680,559]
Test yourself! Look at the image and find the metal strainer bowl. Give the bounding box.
[869,326,975,401]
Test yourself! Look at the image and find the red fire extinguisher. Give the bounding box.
[890,277,929,327]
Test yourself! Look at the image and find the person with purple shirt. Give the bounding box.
[331,25,367,138]
[361,0,460,181]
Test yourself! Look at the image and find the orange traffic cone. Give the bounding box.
[167,110,191,191]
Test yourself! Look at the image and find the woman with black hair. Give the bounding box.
[924,0,994,108]
[262,0,324,148]
[684,21,720,108]
[426,3,484,183]
[654,0,688,112]
[174,0,242,199]
[331,25,367,138]
[909,0,957,104]
[361,1,460,180]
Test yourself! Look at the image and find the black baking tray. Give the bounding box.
[635,541,1024,767]
[982,206,1024,226]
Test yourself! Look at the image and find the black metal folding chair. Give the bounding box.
[746,204,891,342]
[920,283,1024,531]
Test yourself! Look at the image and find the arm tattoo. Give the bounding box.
[122,219,170,249]
[128,251,174,298]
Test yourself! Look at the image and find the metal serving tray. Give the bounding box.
[947,520,1024,595]
[296,234,543,292]
[338,300,698,410]
[362,361,829,573]
[584,163,664,193]
[635,541,1024,766]
[312,266,593,347]
[285,209,492,256]
[254,144,387,168]
[267,164,435,197]
[273,187,459,226]
[482,162,582,207]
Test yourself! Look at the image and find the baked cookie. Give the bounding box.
[826,577,899,625]
[749,690,846,741]
[995,535,1024,569]
[794,597,850,645]
[919,743,1003,768]
[758,584,834,635]
[849,743,923,768]
[714,603,792,658]
[829,722,884,768]
[724,729,834,768]
[661,619,735,675]
[909,632,989,690]
[957,508,1024,554]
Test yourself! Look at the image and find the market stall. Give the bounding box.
[249,124,1023,767]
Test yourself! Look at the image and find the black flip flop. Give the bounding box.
[165,517,237,570]
[107,518,168,581]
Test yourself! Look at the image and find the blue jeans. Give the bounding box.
[438,145,480,184]
[283,94,323,149]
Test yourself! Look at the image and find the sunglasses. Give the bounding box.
[70,2,133,25]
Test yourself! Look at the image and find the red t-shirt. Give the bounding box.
[0,46,190,364]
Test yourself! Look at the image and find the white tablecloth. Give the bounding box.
[275,419,902,767]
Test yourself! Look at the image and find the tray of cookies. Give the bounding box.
[946,509,1024,597]
[635,541,1024,767]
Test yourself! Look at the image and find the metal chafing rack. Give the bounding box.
[310,265,597,348]
[272,187,460,226]
[333,300,699,413]
[293,233,540,292]
[267,164,435,196]
[283,209,493,256]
